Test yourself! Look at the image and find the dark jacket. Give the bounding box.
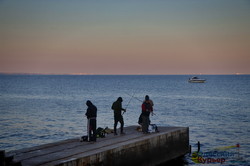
[112,100,124,117]
[85,101,97,119]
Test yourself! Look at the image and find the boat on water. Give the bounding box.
[188,76,206,83]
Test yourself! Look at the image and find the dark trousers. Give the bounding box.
[142,115,150,133]
[114,115,124,134]
[88,119,96,141]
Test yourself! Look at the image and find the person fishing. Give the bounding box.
[112,97,126,135]
[85,100,97,142]
[141,95,154,134]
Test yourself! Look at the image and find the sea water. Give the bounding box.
[0,75,249,165]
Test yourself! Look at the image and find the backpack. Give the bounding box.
[142,102,151,116]
[145,102,151,111]
[96,127,105,138]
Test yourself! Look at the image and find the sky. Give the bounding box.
[0,0,250,75]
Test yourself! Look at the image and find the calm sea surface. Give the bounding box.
[0,75,249,165]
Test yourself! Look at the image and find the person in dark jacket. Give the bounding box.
[112,97,126,135]
[85,100,97,142]
[141,95,154,134]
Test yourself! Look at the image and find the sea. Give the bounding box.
[0,74,249,165]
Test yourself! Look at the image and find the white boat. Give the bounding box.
[188,76,206,83]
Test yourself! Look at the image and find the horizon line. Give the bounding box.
[0,72,249,76]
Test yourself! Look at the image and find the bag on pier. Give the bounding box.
[148,124,159,133]
[80,136,88,142]
[96,127,105,138]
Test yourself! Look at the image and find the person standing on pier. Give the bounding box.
[141,95,154,134]
[112,97,126,135]
[85,100,97,142]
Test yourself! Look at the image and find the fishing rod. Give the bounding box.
[122,91,137,115]
[124,92,157,116]
[124,91,143,103]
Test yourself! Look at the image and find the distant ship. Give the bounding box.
[188,76,206,83]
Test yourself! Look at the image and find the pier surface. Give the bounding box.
[6,126,189,166]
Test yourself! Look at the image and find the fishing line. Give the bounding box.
[124,91,157,116]
[124,91,143,103]
[123,90,137,115]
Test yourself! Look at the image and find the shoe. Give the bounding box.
[121,132,126,135]
[114,132,118,136]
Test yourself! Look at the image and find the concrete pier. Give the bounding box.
[5,126,189,166]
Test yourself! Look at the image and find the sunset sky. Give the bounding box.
[1,0,250,75]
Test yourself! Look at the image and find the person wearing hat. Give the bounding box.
[85,100,97,142]
[112,97,126,135]
[141,95,154,134]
